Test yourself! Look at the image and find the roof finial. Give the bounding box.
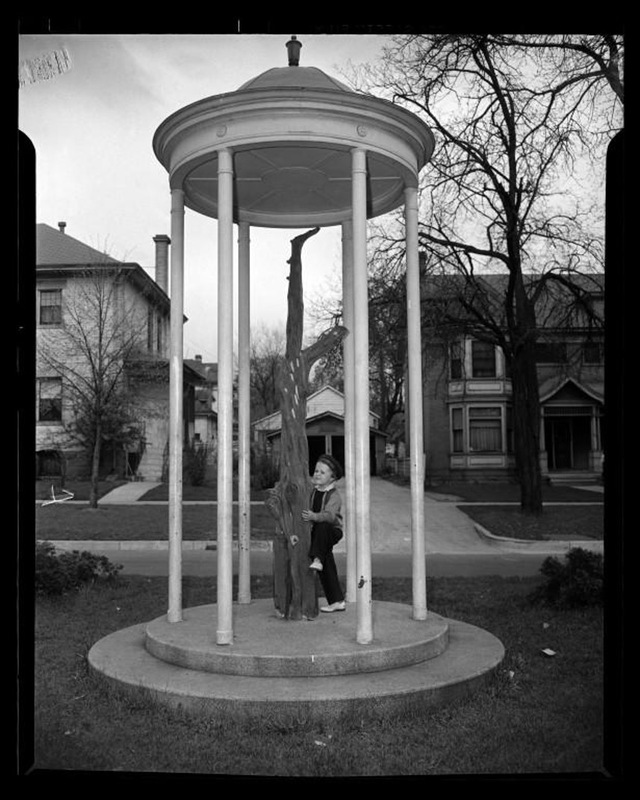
[286,35,302,66]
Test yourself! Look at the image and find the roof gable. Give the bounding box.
[540,376,604,404]
[36,223,122,265]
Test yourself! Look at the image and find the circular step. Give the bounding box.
[88,601,505,723]
[144,600,449,676]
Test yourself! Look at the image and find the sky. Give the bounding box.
[18,32,390,362]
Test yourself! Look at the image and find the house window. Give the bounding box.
[451,407,464,452]
[450,342,463,379]
[534,342,567,364]
[39,289,62,326]
[469,407,502,452]
[583,341,603,364]
[37,377,62,421]
[147,308,154,351]
[506,405,514,453]
[156,313,163,354]
[471,341,496,378]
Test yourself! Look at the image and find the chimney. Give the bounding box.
[153,234,171,293]
[58,221,66,233]
[195,354,202,362]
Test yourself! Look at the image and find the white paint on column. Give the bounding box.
[341,219,356,604]
[352,148,373,645]
[405,185,427,620]
[217,149,234,645]
[237,221,251,604]
[168,188,185,624]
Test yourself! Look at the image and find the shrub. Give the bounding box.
[35,541,123,596]
[183,444,209,486]
[251,453,280,491]
[527,546,604,609]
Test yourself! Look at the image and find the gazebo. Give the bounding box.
[153,36,433,644]
[89,38,504,720]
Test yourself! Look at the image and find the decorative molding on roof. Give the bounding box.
[539,376,604,404]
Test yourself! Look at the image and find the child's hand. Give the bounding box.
[302,509,315,522]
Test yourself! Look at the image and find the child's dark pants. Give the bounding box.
[309,522,344,605]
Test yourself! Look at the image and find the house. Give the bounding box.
[35,222,200,481]
[253,385,387,475]
[417,272,605,484]
[184,356,219,449]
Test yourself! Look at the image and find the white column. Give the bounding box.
[405,185,427,620]
[352,148,373,644]
[217,149,234,644]
[341,220,356,604]
[237,221,251,604]
[167,187,185,623]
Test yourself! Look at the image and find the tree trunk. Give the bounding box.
[510,338,543,515]
[265,228,347,620]
[89,420,102,509]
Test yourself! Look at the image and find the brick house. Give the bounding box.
[35,222,199,481]
[418,272,605,484]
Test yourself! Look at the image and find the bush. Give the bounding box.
[183,444,209,486]
[35,541,123,596]
[527,547,604,609]
[251,453,280,491]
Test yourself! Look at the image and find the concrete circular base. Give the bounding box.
[88,600,505,724]
[145,600,449,676]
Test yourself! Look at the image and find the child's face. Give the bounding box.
[312,461,335,489]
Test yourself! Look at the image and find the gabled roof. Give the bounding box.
[539,376,604,404]
[36,223,174,313]
[422,271,605,331]
[36,223,122,265]
[185,359,218,384]
[253,385,380,431]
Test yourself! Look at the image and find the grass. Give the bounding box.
[34,479,268,503]
[461,505,604,541]
[35,504,278,541]
[34,478,604,543]
[26,573,608,777]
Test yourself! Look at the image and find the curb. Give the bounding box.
[472,522,604,552]
[43,539,274,552]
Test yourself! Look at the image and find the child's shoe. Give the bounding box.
[309,558,323,571]
[320,601,346,613]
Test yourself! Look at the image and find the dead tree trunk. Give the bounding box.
[265,228,347,620]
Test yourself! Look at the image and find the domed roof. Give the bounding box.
[238,65,352,93]
[153,36,435,228]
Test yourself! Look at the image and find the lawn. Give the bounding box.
[35,503,278,541]
[25,573,611,777]
[461,505,604,541]
[33,477,604,543]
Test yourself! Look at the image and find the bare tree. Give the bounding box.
[309,247,409,435]
[37,266,147,508]
[346,33,620,513]
[249,322,286,419]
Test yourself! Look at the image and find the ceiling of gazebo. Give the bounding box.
[182,142,408,228]
[153,39,435,228]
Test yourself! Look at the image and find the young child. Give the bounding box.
[302,454,346,613]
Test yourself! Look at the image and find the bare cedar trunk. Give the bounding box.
[265,228,347,620]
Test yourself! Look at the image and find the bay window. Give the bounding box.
[469,407,502,452]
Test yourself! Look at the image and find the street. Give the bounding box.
[96,546,552,579]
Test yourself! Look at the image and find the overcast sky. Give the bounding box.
[19,32,389,361]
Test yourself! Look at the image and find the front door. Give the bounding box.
[545,416,591,471]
